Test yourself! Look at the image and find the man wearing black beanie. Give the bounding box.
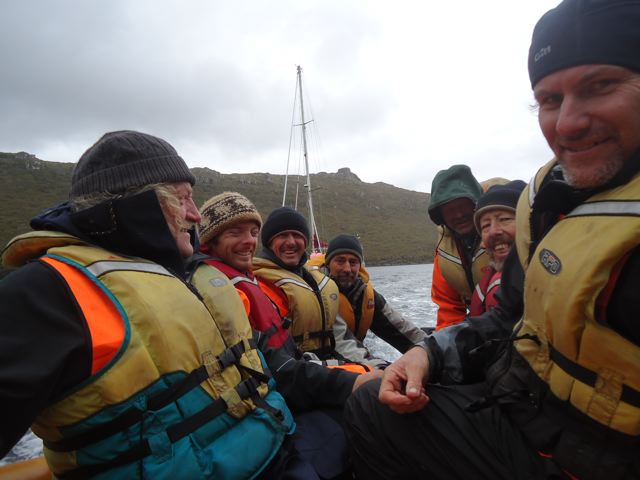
[345,1,640,479]
[252,206,338,357]
[252,207,386,369]
[308,234,425,360]
[469,180,526,315]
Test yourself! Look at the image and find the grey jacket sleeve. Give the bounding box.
[332,314,389,368]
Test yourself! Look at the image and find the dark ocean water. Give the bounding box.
[1,264,436,465]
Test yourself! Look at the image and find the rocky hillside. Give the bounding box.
[0,153,437,265]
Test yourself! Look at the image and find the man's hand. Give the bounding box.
[352,368,385,392]
[378,346,430,413]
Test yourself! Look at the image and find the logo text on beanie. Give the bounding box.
[534,45,551,63]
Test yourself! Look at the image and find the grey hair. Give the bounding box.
[70,182,191,231]
[70,183,160,212]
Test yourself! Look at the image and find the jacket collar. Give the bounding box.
[30,190,191,278]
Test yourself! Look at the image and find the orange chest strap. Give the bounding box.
[41,256,125,375]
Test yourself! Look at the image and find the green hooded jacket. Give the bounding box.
[428,165,482,226]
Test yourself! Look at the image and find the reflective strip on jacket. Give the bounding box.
[515,159,640,436]
[432,226,487,329]
[469,267,502,316]
[252,257,339,355]
[6,233,294,480]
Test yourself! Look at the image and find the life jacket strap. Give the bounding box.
[46,339,259,453]
[292,330,329,342]
[56,377,275,480]
[549,344,640,407]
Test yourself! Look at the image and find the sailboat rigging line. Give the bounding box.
[283,72,300,207]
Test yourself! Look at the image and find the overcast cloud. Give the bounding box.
[1,1,560,192]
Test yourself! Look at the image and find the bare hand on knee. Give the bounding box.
[378,346,429,413]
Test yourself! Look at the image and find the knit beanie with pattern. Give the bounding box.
[325,234,364,264]
[529,0,640,88]
[261,207,310,247]
[70,130,195,199]
[199,192,262,245]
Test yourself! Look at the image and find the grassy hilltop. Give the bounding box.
[0,154,437,265]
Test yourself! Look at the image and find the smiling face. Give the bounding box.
[478,208,516,272]
[534,65,640,189]
[439,197,476,236]
[159,182,201,259]
[207,220,260,272]
[269,230,307,267]
[328,253,361,289]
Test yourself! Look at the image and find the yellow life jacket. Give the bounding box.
[515,159,640,436]
[252,257,339,354]
[435,226,488,306]
[3,232,292,479]
[306,254,375,341]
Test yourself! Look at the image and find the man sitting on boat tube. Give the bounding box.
[0,131,300,479]
[307,234,426,359]
[469,180,526,315]
[428,164,488,330]
[194,192,381,480]
[252,207,388,369]
[345,1,640,477]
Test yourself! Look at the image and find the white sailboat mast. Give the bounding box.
[296,65,322,253]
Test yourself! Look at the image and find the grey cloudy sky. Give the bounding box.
[1,0,560,193]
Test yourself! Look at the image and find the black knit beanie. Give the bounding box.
[70,130,196,199]
[529,0,640,88]
[326,234,363,264]
[261,207,310,247]
[474,180,526,232]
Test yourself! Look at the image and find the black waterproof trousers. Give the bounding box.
[344,379,561,480]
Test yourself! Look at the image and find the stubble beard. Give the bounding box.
[559,156,625,189]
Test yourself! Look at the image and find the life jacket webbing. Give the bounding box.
[565,200,640,217]
[301,269,334,355]
[40,256,125,376]
[45,339,261,453]
[274,277,314,290]
[292,330,329,342]
[472,248,486,262]
[474,283,485,302]
[231,276,259,287]
[85,260,173,278]
[549,344,640,407]
[437,248,463,265]
[57,376,275,480]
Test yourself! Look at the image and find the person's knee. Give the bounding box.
[344,378,382,427]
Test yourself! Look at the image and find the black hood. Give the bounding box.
[30,189,194,278]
